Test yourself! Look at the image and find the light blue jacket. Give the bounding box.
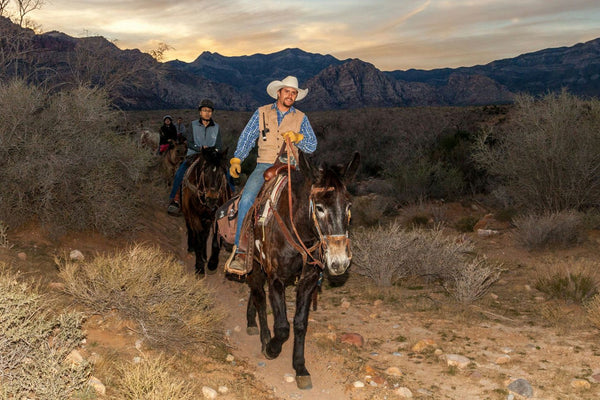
[186,119,222,156]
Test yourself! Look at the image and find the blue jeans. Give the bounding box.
[170,159,190,200]
[235,162,272,250]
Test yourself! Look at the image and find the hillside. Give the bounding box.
[1,16,599,110]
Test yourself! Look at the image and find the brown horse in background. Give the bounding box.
[245,150,360,389]
[162,141,187,186]
[181,147,231,275]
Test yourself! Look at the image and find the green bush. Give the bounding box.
[0,80,157,237]
[0,263,90,399]
[474,91,600,212]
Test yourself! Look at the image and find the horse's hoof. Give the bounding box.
[246,326,259,336]
[262,347,277,360]
[207,266,218,275]
[296,375,312,390]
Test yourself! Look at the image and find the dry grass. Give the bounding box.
[57,244,225,352]
[110,354,197,400]
[447,256,503,304]
[0,263,90,399]
[0,221,10,248]
[534,257,600,303]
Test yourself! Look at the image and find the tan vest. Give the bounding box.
[257,105,304,164]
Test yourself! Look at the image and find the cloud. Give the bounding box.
[26,0,600,70]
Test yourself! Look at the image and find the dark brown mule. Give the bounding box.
[245,150,360,389]
[162,141,186,186]
[181,147,231,275]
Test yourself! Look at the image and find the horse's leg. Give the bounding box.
[207,224,220,273]
[292,268,320,390]
[186,223,194,253]
[195,225,209,275]
[264,277,290,360]
[246,269,270,350]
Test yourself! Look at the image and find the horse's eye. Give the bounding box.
[315,204,325,216]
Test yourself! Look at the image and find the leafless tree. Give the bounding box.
[14,0,44,27]
[0,0,11,17]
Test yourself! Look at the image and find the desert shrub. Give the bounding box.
[111,355,196,400]
[352,223,501,302]
[0,263,90,399]
[513,210,586,250]
[474,91,600,212]
[584,295,600,329]
[446,256,503,304]
[397,201,446,228]
[0,80,156,237]
[57,244,224,352]
[535,259,599,303]
[353,222,472,286]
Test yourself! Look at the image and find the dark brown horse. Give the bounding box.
[181,147,231,275]
[245,150,360,389]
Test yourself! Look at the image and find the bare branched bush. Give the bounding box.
[0,263,90,398]
[446,256,503,304]
[0,80,156,237]
[352,222,473,286]
[57,244,225,352]
[535,258,599,303]
[111,355,197,400]
[474,91,600,212]
[513,210,586,250]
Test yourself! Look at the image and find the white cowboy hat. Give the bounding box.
[266,76,308,101]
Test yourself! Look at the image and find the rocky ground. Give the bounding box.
[3,200,600,399]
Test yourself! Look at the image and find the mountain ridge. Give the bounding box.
[1,16,598,110]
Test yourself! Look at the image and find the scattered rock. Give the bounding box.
[395,387,413,398]
[201,386,218,399]
[411,339,436,353]
[507,378,533,398]
[340,332,364,347]
[444,354,471,369]
[69,249,84,261]
[374,299,383,306]
[570,378,591,390]
[385,366,403,376]
[477,228,499,237]
[283,373,295,383]
[495,354,511,364]
[218,386,229,394]
[65,349,84,366]
[88,376,106,396]
[352,380,365,388]
[17,252,27,261]
[226,354,235,362]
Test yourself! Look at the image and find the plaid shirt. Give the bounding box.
[233,104,317,161]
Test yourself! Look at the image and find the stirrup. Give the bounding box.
[224,245,248,278]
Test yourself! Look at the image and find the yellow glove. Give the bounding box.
[281,131,304,144]
[229,157,241,178]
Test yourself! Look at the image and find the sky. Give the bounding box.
[19,0,600,71]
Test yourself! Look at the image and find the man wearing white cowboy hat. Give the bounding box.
[225,75,317,275]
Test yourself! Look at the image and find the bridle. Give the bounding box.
[184,157,228,209]
[270,138,352,270]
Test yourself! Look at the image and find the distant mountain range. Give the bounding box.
[1,16,599,111]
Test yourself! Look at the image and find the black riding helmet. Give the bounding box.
[198,99,214,110]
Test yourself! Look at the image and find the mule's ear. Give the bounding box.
[298,151,315,181]
[343,152,360,182]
